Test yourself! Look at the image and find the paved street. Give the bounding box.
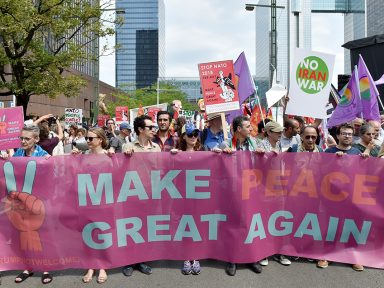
[1,259,383,288]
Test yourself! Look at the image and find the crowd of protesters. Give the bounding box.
[1,100,384,284]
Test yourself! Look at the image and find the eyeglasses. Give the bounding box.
[145,125,155,130]
[304,135,317,140]
[85,136,99,142]
[340,132,353,137]
[187,132,199,138]
[19,136,33,141]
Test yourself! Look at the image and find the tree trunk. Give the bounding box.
[15,93,30,118]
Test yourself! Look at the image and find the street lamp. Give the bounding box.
[245,2,285,86]
[93,8,125,125]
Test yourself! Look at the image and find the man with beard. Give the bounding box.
[152,111,176,151]
[318,123,366,271]
[121,115,160,276]
[280,119,301,151]
[219,116,262,276]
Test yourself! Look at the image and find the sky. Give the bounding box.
[99,0,345,87]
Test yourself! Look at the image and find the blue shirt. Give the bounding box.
[203,128,224,151]
[13,145,49,157]
[324,146,361,155]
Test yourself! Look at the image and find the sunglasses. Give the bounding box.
[145,125,155,130]
[187,132,199,138]
[304,135,317,140]
[19,136,33,141]
[85,136,99,142]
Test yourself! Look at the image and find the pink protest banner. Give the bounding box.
[0,152,384,271]
[0,106,24,151]
[198,60,240,114]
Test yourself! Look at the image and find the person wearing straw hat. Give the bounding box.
[255,121,284,154]
[200,113,225,151]
[255,121,292,266]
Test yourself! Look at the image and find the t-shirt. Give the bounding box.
[280,134,301,151]
[110,135,126,153]
[352,143,380,157]
[13,145,49,157]
[324,146,361,155]
[38,137,60,155]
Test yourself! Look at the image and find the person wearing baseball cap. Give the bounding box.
[108,122,132,154]
[170,122,202,275]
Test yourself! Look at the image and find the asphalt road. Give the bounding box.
[1,259,383,288]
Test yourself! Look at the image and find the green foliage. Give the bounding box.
[0,0,118,114]
[106,83,198,116]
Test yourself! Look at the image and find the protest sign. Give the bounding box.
[198,60,240,114]
[179,110,195,123]
[129,103,167,125]
[0,152,383,271]
[0,106,24,150]
[147,107,162,123]
[286,49,335,119]
[97,115,110,127]
[64,108,82,127]
[115,106,128,122]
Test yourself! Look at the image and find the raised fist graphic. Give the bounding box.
[3,161,45,252]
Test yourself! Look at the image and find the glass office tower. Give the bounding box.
[255,0,312,101]
[115,0,165,90]
[366,0,384,37]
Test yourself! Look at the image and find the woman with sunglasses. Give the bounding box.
[72,127,109,283]
[352,124,380,157]
[170,123,202,275]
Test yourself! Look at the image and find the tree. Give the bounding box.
[106,83,198,116]
[0,0,119,116]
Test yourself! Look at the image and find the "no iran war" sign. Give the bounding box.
[286,49,335,119]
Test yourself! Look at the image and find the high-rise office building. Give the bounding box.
[366,0,384,37]
[115,0,165,90]
[255,0,312,101]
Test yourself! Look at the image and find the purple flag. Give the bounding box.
[327,67,361,128]
[226,52,255,123]
[358,55,380,121]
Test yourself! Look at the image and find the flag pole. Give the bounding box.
[255,91,265,126]
[377,95,384,111]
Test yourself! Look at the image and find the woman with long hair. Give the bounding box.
[72,127,109,283]
[171,123,202,275]
[352,124,380,157]
[65,124,79,145]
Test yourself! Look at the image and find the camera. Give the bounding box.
[48,116,57,126]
